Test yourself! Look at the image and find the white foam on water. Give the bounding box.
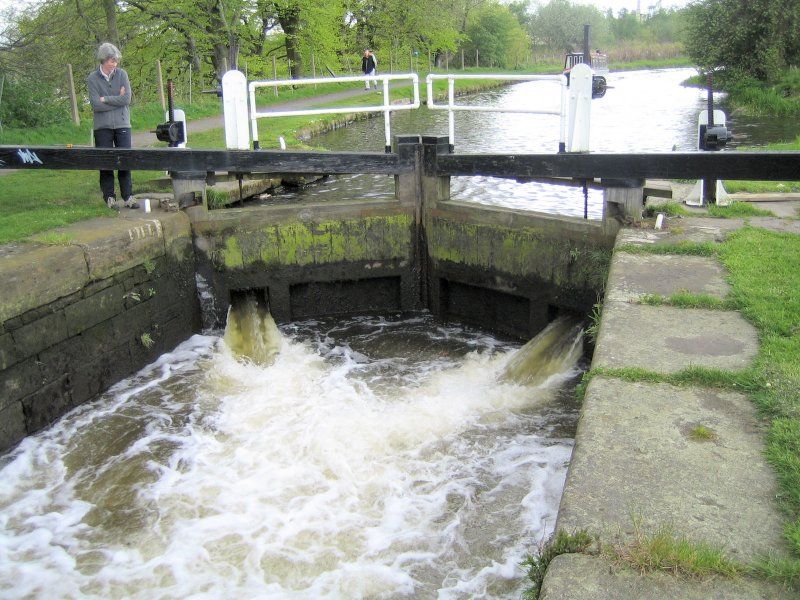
[0,321,579,599]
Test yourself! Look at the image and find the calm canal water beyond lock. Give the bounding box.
[269,67,799,219]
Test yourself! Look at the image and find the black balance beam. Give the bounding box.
[0,146,411,175]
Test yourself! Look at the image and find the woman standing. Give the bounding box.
[87,43,138,210]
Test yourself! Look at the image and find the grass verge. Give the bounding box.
[611,524,743,578]
[639,291,736,310]
[725,135,800,195]
[645,200,776,219]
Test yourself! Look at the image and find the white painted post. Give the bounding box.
[165,108,188,148]
[685,109,730,206]
[222,70,250,149]
[567,63,592,152]
[448,77,455,149]
[383,78,391,152]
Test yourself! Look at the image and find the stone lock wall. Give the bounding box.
[189,189,422,327]
[0,213,200,452]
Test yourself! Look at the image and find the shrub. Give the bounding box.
[0,76,69,128]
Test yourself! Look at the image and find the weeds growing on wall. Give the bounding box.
[521,530,595,599]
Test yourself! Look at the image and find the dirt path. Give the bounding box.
[133,86,382,148]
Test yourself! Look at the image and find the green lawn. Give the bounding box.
[725,135,800,194]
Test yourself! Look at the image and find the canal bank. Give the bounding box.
[0,212,200,449]
[540,208,800,599]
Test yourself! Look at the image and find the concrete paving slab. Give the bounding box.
[746,215,800,234]
[617,218,744,247]
[605,253,730,303]
[556,377,788,563]
[593,303,758,373]
[750,201,800,219]
[540,554,793,600]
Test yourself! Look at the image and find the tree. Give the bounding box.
[527,0,609,53]
[254,0,345,78]
[683,0,799,81]
[463,2,529,68]
[345,0,461,67]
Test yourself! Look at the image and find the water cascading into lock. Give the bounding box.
[223,293,283,365]
[499,315,584,386]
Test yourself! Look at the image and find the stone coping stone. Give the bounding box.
[540,554,793,600]
[592,302,758,373]
[620,216,800,248]
[0,242,89,324]
[617,218,742,247]
[605,253,730,303]
[556,377,788,563]
[1,212,191,323]
[33,216,166,281]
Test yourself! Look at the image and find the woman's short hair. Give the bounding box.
[97,43,122,64]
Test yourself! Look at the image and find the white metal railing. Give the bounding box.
[425,73,569,152]
[248,74,420,151]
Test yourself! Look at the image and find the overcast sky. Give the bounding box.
[572,0,692,13]
[0,0,695,12]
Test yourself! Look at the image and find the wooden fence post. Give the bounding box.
[156,60,166,111]
[67,64,80,126]
[272,56,278,96]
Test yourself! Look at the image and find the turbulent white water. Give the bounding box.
[0,314,583,598]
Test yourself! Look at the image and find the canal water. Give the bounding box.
[0,68,781,598]
[266,67,800,218]
[264,68,709,219]
[0,308,585,598]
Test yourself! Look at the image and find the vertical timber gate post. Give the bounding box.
[421,135,452,317]
[602,178,645,235]
[394,135,425,311]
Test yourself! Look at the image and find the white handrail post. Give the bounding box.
[559,75,568,153]
[222,70,250,150]
[426,75,434,111]
[248,83,260,149]
[448,77,455,150]
[567,63,592,152]
[382,77,391,153]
